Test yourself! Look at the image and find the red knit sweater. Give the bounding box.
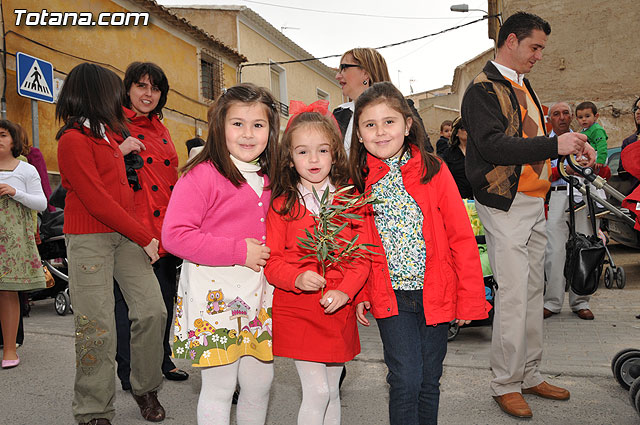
[57,126,153,247]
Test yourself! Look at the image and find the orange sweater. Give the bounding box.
[507,78,551,199]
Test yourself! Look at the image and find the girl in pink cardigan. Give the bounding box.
[162,84,279,425]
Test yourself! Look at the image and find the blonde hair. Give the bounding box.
[342,48,391,84]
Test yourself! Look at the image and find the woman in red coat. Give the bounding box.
[113,62,187,391]
[265,102,371,425]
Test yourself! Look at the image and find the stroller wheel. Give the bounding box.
[55,291,71,316]
[616,267,626,289]
[448,321,460,342]
[630,377,640,408]
[632,378,640,415]
[612,349,640,375]
[614,351,640,390]
[604,267,613,289]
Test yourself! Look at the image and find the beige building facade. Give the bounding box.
[169,5,343,129]
[410,49,495,146]
[1,0,245,170]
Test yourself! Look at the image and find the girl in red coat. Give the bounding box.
[264,101,371,425]
[350,82,490,425]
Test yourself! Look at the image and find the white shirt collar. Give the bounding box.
[297,181,336,215]
[491,61,525,85]
[82,119,110,144]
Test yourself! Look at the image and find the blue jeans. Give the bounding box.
[376,290,448,425]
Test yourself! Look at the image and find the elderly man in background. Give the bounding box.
[544,102,595,320]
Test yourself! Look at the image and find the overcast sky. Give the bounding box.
[158,0,495,95]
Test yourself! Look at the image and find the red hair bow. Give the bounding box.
[285,100,341,134]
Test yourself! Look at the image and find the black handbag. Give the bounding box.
[563,177,606,296]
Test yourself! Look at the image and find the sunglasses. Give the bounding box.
[633,106,640,113]
[339,63,360,72]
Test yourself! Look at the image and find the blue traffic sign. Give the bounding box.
[17,52,54,103]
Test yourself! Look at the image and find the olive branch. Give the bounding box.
[296,185,380,296]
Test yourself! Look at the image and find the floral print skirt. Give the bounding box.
[0,196,46,291]
[172,261,273,367]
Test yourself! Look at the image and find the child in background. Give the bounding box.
[162,83,279,425]
[265,101,371,425]
[0,119,47,368]
[572,101,608,215]
[350,82,490,425]
[576,101,608,171]
[435,119,453,157]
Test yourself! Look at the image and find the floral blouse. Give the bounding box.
[371,152,426,290]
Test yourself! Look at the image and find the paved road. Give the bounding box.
[2,244,639,424]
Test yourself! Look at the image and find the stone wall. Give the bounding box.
[498,0,639,146]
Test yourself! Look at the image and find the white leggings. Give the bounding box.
[294,360,345,425]
[198,356,274,425]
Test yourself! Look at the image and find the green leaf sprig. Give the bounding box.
[296,185,381,296]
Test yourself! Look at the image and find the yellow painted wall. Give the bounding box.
[238,22,342,114]
[4,0,239,170]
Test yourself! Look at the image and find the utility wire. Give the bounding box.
[241,0,468,20]
[240,15,498,69]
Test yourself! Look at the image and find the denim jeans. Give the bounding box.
[376,290,448,425]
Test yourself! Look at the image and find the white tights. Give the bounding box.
[198,356,274,425]
[294,360,344,425]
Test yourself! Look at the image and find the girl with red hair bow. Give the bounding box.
[265,100,371,425]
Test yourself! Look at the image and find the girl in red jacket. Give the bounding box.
[56,63,167,424]
[265,101,370,425]
[350,82,490,425]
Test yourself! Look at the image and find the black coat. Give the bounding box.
[442,144,473,199]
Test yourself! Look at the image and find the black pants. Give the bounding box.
[114,255,181,387]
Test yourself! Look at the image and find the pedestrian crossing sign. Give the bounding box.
[17,52,54,103]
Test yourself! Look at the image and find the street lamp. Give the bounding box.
[450,4,488,15]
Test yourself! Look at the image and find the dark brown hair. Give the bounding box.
[271,112,350,219]
[576,101,598,116]
[0,119,23,158]
[55,63,126,140]
[497,11,551,48]
[182,83,279,186]
[349,81,441,193]
[124,62,170,119]
[440,120,453,132]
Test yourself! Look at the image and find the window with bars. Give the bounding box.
[269,61,288,116]
[201,51,223,101]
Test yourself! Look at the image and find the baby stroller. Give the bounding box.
[448,200,497,341]
[557,155,636,291]
[29,186,72,315]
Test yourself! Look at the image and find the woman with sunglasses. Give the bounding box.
[333,48,432,155]
[113,62,187,394]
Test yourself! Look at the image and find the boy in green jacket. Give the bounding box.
[571,101,608,215]
[576,101,608,170]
